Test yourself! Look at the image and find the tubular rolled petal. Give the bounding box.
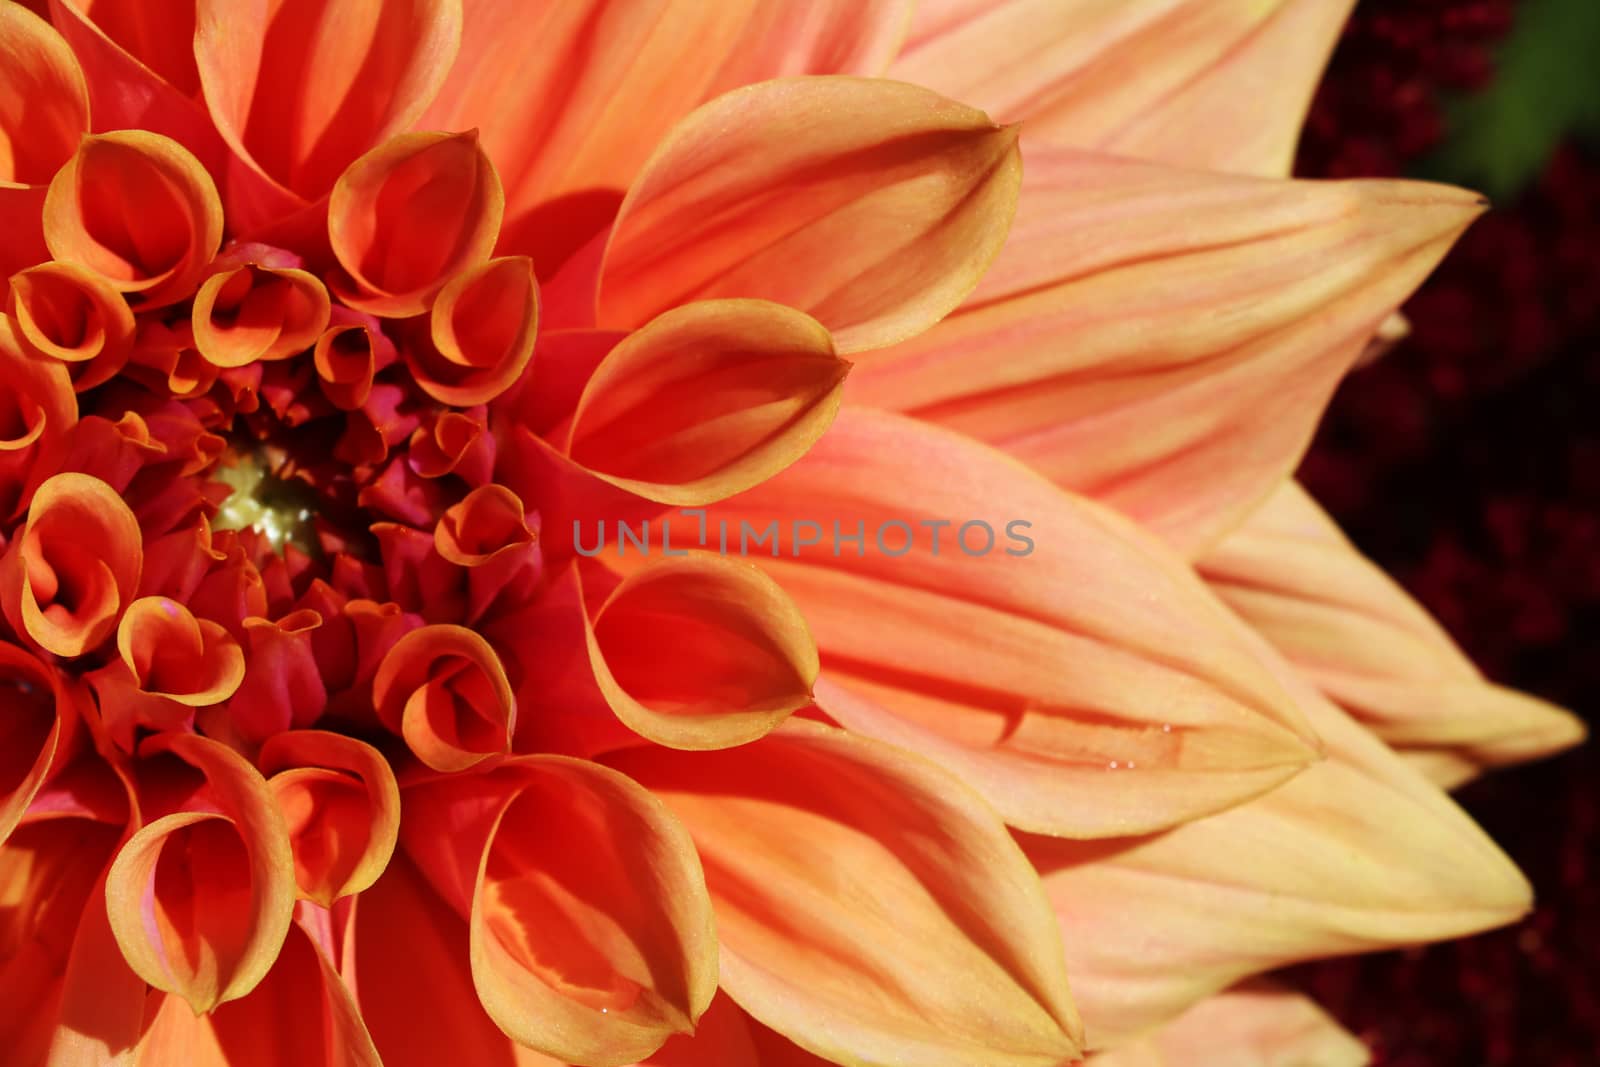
[893,0,1354,178]
[410,256,539,405]
[582,554,817,750]
[258,731,400,907]
[598,77,1022,354]
[118,596,246,706]
[131,920,382,1066]
[43,131,224,309]
[1,472,143,658]
[0,644,67,847]
[0,2,90,187]
[8,261,137,391]
[104,734,296,1014]
[329,131,504,317]
[314,321,393,412]
[230,610,328,742]
[607,720,1084,1067]
[192,263,332,367]
[848,146,1486,553]
[704,409,1320,837]
[434,757,719,1066]
[563,300,849,505]
[1023,667,1532,1045]
[372,624,515,771]
[193,0,462,203]
[1199,481,1586,786]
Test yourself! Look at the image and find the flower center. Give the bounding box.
[212,445,321,552]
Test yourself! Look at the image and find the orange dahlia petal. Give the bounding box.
[408,255,539,406]
[8,260,137,392]
[893,0,1353,177]
[328,131,505,317]
[580,553,817,751]
[192,262,332,368]
[1024,660,1530,1045]
[0,317,77,519]
[424,0,912,267]
[193,0,462,204]
[563,300,849,506]
[0,645,68,847]
[43,131,224,310]
[0,471,142,658]
[257,730,400,907]
[0,1,90,187]
[118,596,247,706]
[849,145,1485,553]
[597,77,1021,354]
[1200,481,1586,787]
[132,920,381,1066]
[608,720,1084,1067]
[105,734,296,1014]
[372,624,515,772]
[703,409,1320,837]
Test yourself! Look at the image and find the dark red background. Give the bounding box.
[1290,3,1599,1062]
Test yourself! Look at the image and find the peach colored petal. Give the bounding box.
[193,0,462,204]
[372,624,515,771]
[0,645,67,847]
[423,0,913,268]
[579,553,817,750]
[1199,481,1586,787]
[893,0,1354,177]
[564,300,849,506]
[0,1,90,187]
[8,261,137,392]
[848,147,1485,553]
[132,921,381,1066]
[1023,658,1530,1045]
[105,734,296,1013]
[0,472,142,658]
[192,262,332,367]
[598,77,1021,354]
[43,131,224,310]
[608,720,1084,1067]
[702,409,1319,836]
[408,255,539,406]
[1088,981,1369,1067]
[118,596,246,706]
[328,131,504,317]
[258,731,400,907]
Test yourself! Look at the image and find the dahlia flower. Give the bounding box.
[0,1,1584,1065]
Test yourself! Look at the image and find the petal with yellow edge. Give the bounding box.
[131,920,381,1067]
[8,261,137,392]
[848,147,1485,553]
[1199,480,1586,787]
[423,0,912,267]
[329,131,504,317]
[192,261,332,368]
[193,0,461,204]
[579,553,818,750]
[892,0,1354,177]
[0,472,143,659]
[598,76,1021,354]
[104,734,296,1014]
[399,756,718,1066]
[0,2,89,186]
[608,720,1085,1067]
[408,256,539,406]
[44,131,224,309]
[1087,981,1369,1067]
[565,300,849,506]
[372,624,515,772]
[258,730,400,907]
[1023,662,1531,1045]
[701,409,1320,837]
[118,596,246,706]
[0,646,70,847]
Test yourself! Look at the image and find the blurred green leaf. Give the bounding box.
[1417,0,1600,198]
